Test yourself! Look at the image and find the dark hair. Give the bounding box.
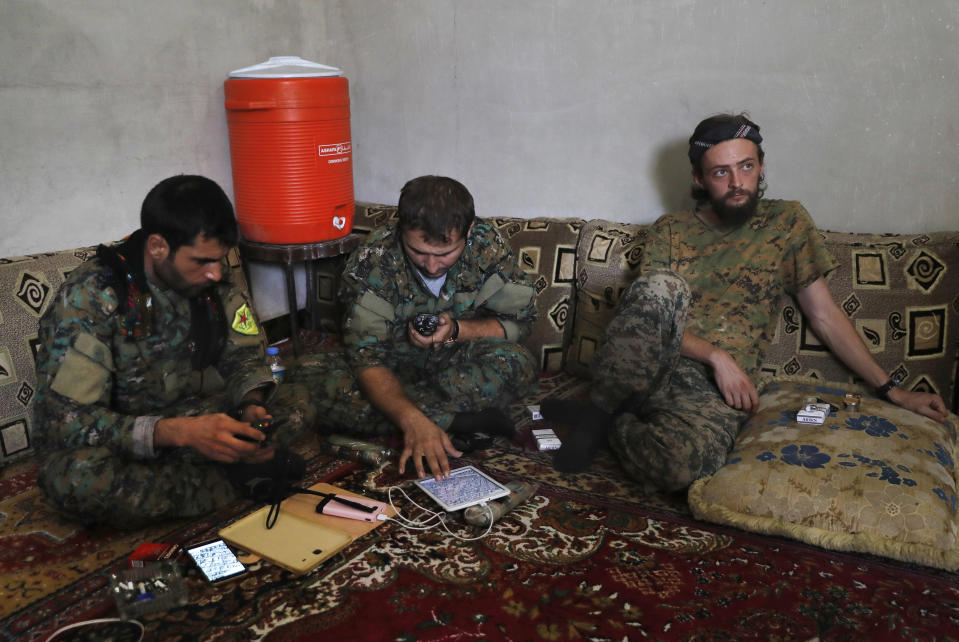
[689,113,766,203]
[396,176,475,244]
[140,175,238,253]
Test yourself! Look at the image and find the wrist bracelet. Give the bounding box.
[445,318,460,343]
[876,377,900,402]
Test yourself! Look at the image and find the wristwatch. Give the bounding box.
[875,377,900,401]
[445,318,460,343]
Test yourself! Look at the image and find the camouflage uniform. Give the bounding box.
[592,200,838,491]
[293,218,538,433]
[34,232,313,528]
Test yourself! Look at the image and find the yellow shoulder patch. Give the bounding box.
[232,302,259,335]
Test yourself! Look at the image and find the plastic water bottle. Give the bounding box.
[266,346,285,384]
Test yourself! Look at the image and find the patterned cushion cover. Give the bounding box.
[689,378,959,570]
[353,203,584,373]
[489,217,582,372]
[0,246,249,469]
[567,222,959,413]
[762,231,959,412]
[565,219,645,378]
[351,202,399,235]
[0,247,97,467]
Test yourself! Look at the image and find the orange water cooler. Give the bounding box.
[224,56,354,243]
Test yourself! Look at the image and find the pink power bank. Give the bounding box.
[317,494,388,522]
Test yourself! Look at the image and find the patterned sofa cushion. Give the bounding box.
[489,217,582,372]
[567,223,959,412]
[353,203,583,373]
[352,201,399,235]
[0,247,96,467]
[0,246,250,469]
[762,230,959,413]
[565,219,646,378]
[689,377,959,571]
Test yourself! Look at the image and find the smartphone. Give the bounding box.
[184,539,247,583]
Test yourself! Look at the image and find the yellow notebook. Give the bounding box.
[219,483,392,575]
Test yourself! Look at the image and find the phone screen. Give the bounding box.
[185,539,247,583]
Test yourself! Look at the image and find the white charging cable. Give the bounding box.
[46,618,144,641]
[383,485,495,541]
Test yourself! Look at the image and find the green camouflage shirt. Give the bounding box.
[642,199,838,379]
[34,244,272,459]
[340,218,536,373]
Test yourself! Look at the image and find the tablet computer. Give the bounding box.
[219,510,352,575]
[414,465,511,512]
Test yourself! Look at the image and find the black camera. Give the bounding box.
[412,313,440,336]
[237,417,283,445]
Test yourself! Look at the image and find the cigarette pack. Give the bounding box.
[796,408,826,425]
[128,542,180,568]
[532,428,562,451]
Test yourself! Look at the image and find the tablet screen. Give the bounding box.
[414,466,511,512]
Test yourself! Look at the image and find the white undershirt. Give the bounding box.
[418,270,447,297]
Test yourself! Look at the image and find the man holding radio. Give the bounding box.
[34,175,314,528]
[545,113,948,491]
[295,175,538,481]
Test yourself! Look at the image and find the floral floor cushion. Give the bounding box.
[689,377,959,570]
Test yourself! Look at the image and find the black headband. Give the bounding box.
[688,122,763,167]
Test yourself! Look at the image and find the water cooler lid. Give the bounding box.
[229,56,342,78]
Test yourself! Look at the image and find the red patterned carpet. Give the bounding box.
[3,373,959,641]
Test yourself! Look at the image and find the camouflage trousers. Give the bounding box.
[37,382,315,529]
[590,270,748,492]
[290,338,538,435]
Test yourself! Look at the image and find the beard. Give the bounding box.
[710,188,760,227]
[154,258,210,298]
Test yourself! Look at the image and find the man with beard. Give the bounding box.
[34,175,313,528]
[544,113,948,491]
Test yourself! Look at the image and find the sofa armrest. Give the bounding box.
[0,246,97,468]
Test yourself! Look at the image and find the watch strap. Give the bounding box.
[876,377,900,401]
[445,318,460,343]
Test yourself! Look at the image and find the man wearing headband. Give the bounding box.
[543,113,948,491]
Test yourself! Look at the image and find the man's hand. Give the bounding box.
[886,387,949,423]
[681,330,758,413]
[431,313,457,343]
[408,313,507,350]
[408,322,436,349]
[408,313,455,349]
[356,365,463,480]
[236,403,277,461]
[709,350,760,413]
[155,413,272,463]
[238,402,270,424]
[397,412,463,481]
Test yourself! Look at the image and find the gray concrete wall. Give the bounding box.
[2,1,957,318]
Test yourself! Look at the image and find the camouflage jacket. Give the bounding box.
[340,218,536,373]
[34,235,272,459]
[642,199,838,379]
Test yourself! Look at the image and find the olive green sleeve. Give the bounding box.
[33,273,150,458]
